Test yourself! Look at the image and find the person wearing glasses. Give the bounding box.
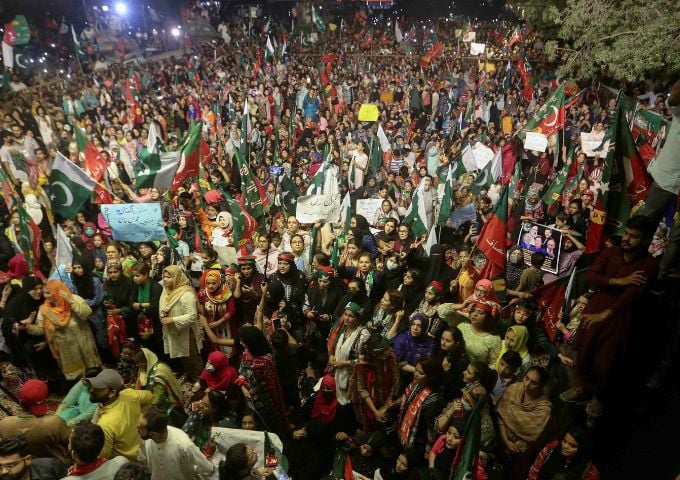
[0,435,66,480]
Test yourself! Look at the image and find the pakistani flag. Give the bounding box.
[312,6,326,33]
[403,183,429,237]
[265,36,275,62]
[71,26,87,64]
[50,152,96,218]
[470,161,493,195]
[438,164,454,226]
[279,174,302,217]
[240,97,251,158]
[542,166,569,211]
[135,123,180,189]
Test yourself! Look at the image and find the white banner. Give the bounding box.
[580,131,609,158]
[295,194,341,223]
[470,42,486,56]
[356,198,383,224]
[523,132,549,153]
[211,428,283,470]
[471,142,495,169]
[462,31,476,43]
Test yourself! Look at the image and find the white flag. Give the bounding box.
[424,223,437,257]
[395,21,403,43]
[56,225,73,268]
[491,148,503,182]
[376,124,391,152]
[1,41,13,69]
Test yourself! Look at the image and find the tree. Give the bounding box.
[514,0,680,83]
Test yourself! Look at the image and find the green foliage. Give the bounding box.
[537,0,680,82]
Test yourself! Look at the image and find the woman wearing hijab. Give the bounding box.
[150,245,182,282]
[265,252,307,339]
[159,265,203,381]
[25,280,101,380]
[130,262,164,354]
[132,347,186,426]
[327,302,371,411]
[309,374,339,426]
[390,313,436,381]
[70,254,108,358]
[199,350,238,395]
[506,246,528,291]
[236,325,289,437]
[351,216,380,258]
[528,426,600,480]
[6,253,29,287]
[496,325,532,377]
[349,333,401,433]
[103,261,135,353]
[198,269,236,355]
[1,276,48,371]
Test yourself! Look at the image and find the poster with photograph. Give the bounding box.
[516,221,563,274]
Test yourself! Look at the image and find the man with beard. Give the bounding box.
[87,369,153,461]
[233,256,264,326]
[560,216,658,418]
[0,436,66,480]
[137,407,214,480]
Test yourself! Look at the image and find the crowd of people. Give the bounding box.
[0,4,678,480]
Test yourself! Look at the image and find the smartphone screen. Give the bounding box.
[273,466,290,480]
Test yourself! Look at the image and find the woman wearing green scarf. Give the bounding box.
[133,347,187,426]
[130,262,164,354]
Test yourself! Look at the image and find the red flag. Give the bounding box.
[84,143,108,182]
[93,183,114,204]
[516,53,534,102]
[531,278,568,341]
[477,186,509,280]
[586,102,652,253]
[501,142,518,185]
[419,41,443,68]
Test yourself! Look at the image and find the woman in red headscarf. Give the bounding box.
[200,350,238,394]
[198,269,236,355]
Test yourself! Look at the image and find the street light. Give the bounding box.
[171,27,180,38]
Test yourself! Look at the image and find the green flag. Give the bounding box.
[279,175,302,217]
[234,150,266,222]
[223,191,257,248]
[403,184,429,237]
[470,160,493,195]
[369,134,382,175]
[135,123,180,189]
[542,166,569,211]
[438,164,454,226]
[49,152,97,218]
[312,6,326,33]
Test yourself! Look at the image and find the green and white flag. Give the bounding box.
[265,36,275,62]
[135,123,180,189]
[338,191,352,232]
[312,6,326,33]
[438,163,454,226]
[50,152,96,218]
[403,183,429,237]
[71,26,87,63]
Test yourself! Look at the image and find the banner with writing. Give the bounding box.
[355,198,384,225]
[580,131,609,158]
[295,194,342,223]
[101,203,166,242]
[523,132,549,153]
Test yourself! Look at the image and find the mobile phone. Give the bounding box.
[273,317,282,330]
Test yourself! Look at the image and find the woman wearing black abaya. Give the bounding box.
[1,277,45,370]
[70,254,108,360]
[103,261,136,345]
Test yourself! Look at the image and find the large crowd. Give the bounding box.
[0,4,677,480]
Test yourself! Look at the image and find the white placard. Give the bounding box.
[580,131,609,158]
[356,198,384,223]
[462,31,476,43]
[211,428,283,470]
[470,42,486,56]
[523,132,549,153]
[295,194,341,223]
[471,142,495,169]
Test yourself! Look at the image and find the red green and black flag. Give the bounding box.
[516,84,565,140]
[450,399,483,480]
[585,101,652,253]
[516,51,535,103]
